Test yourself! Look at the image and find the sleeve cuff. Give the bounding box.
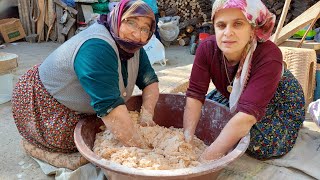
[237,102,265,121]
[96,97,125,118]
[186,90,206,104]
[140,76,159,90]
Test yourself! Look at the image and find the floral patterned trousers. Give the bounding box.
[206,69,305,159]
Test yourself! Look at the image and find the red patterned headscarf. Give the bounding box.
[211,0,275,42]
[99,0,155,60]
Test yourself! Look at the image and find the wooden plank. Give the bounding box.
[17,0,25,32]
[270,1,320,45]
[61,17,76,35]
[67,25,76,40]
[279,39,320,50]
[37,0,45,41]
[46,0,55,26]
[49,2,57,42]
[56,5,65,43]
[25,0,32,36]
[46,13,56,42]
[18,0,30,35]
[271,0,291,43]
[81,5,93,24]
[297,11,320,48]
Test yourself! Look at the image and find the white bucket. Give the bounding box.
[0,73,13,104]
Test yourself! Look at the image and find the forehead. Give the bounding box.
[214,8,247,22]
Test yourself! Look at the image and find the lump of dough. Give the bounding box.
[93,111,207,170]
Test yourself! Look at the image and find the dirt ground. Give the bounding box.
[0,41,195,180]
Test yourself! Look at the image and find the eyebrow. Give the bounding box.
[215,18,247,24]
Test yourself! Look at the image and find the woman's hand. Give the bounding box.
[139,106,156,126]
[101,105,148,149]
[183,97,203,143]
[199,146,225,163]
[198,112,256,161]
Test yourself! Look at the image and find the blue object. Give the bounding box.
[62,0,76,7]
[315,69,320,100]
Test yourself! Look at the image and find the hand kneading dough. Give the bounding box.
[93,111,207,170]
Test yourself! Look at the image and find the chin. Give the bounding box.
[220,48,234,54]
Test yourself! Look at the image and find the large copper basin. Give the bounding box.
[74,94,250,180]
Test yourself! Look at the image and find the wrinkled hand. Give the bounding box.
[183,129,194,143]
[139,106,156,126]
[103,116,149,149]
[199,147,224,163]
[123,125,149,149]
[183,121,197,144]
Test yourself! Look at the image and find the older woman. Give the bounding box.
[183,0,305,161]
[12,0,159,169]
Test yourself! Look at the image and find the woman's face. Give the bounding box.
[119,16,152,43]
[214,8,254,61]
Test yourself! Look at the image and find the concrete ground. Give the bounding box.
[0,41,196,180]
[1,41,318,180]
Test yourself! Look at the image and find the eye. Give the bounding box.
[141,27,150,34]
[234,21,243,27]
[215,23,225,29]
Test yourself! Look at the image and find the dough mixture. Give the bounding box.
[93,111,207,170]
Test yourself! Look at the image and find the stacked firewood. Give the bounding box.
[157,0,212,23]
[261,0,319,32]
[157,0,212,46]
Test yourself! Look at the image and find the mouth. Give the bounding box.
[222,41,236,45]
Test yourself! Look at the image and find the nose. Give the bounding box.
[224,25,234,37]
[131,30,142,42]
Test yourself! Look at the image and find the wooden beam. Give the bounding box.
[279,39,320,50]
[270,1,320,45]
[61,17,76,35]
[56,5,65,43]
[271,0,291,44]
[37,0,45,42]
[297,10,320,48]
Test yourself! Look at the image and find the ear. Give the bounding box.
[250,28,255,40]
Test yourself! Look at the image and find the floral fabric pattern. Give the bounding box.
[12,65,99,153]
[207,69,305,159]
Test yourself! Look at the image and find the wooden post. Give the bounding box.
[271,0,291,44]
[297,10,320,48]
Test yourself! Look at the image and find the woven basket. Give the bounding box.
[279,47,317,107]
[0,52,18,75]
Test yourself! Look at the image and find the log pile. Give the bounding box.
[157,0,212,46]
[158,0,212,23]
[262,0,319,32]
